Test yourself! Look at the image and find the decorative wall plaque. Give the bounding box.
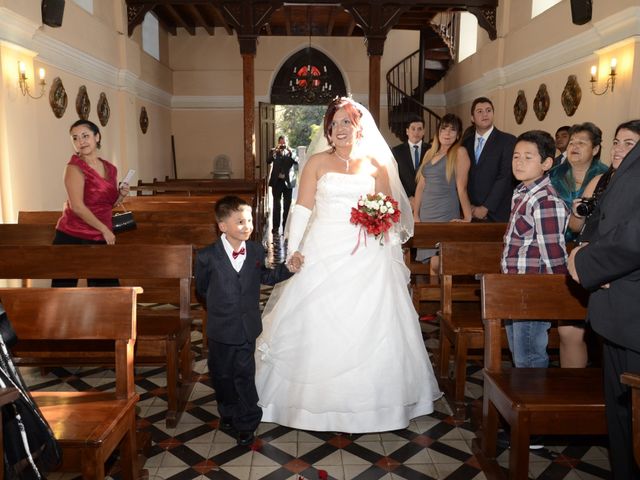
[513,90,527,125]
[561,75,581,117]
[75,85,90,120]
[533,84,550,121]
[139,106,149,134]
[48,77,67,119]
[97,92,110,126]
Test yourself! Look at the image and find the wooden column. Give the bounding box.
[368,54,381,126]
[242,52,255,180]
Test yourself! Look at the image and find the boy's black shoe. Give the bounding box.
[496,429,544,450]
[237,431,255,446]
[219,417,234,432]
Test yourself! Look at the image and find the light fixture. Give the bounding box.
[289,38,335,104]
[590,57,616,95]
[18,61,46,99]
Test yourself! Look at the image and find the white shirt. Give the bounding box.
[221,234,246,272]
[475,126,494,157]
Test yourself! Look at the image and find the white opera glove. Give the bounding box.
[285,204,312,261]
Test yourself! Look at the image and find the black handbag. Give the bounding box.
[112,208,136,233]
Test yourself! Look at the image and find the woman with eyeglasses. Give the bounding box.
[52,119,130,287]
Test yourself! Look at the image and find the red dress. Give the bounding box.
[56,155,119,241]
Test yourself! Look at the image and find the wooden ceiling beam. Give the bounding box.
[284,6,292,36]
[326,6,337,36]
[165,4,195,35]
[209,4,234,35]
[186,4,216,35]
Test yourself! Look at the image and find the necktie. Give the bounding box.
[413,145,420,170]
[474,137,484,164]
[232,247,245,259]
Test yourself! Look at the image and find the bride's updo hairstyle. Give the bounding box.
[323,97,363,146]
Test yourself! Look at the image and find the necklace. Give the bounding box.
[334,150,352,172]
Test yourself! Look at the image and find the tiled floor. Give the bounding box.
[22,310,612,480]
[19,234,613,480]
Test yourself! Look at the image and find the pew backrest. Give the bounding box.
[439,242,504,313]
[480,274,589,371]
[0,287,140,398]
[0,244,192,318]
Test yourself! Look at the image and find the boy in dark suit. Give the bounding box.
[195,196,302,446]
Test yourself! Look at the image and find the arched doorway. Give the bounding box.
[270,47,347,105]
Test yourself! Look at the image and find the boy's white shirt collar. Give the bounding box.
[221,233,246,272]
[408,140,423,150]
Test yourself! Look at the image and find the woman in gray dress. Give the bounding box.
[413,114,472,272]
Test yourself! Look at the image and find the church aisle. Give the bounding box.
[21,288,611,480]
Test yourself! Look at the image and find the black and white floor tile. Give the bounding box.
[21,285,612,480]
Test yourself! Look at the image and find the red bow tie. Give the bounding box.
[232,247,246,259]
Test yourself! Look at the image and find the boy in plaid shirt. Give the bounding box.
[501,130,569,367]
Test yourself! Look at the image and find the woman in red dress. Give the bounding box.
[53,119,130,287]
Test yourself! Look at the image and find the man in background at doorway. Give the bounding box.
[268,135,296,236]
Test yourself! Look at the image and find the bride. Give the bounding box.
[255,97,441,433]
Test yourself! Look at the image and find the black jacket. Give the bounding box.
[195,240,292,344]
[575,142,640,353]
[268,148,296,188]
[462,128,516,222]
[391,141,428,198]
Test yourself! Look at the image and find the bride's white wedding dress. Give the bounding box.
[256,172,441,433]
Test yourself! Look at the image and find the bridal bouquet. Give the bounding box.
[350,193,401,252]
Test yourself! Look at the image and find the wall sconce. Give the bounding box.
[18,61,46,99]
[590,58,616,95]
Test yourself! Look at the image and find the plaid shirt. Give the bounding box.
[501,176,569,274]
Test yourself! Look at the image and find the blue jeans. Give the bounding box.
[505,320,551,368]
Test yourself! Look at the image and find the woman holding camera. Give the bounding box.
[568,120,640,238]
[549,122,608,243]
[548,122,608,368]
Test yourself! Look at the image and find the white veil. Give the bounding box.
[298,98,414,243]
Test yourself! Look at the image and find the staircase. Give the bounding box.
[387,13,457,142]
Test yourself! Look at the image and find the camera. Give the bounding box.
[576,197,597,217]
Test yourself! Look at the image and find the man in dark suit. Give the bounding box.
[554,125,570,167]
[569,141,640,479]
[195,196,299,445]
[462,97,516,222]
[391,115,428,200]
[268,136,296,235]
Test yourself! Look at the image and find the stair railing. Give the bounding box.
[386,49,441,142]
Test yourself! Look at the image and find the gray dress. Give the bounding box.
[416,155,461,261]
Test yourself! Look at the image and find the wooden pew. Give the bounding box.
[620,372,640,467]
[0,223,215,353]
[19,210,216,225]
[403,222,507,305]
[0,244,194,428]
[436,242,503,418]
[479,274,606,479]
[0,223,215,248]
[0,287,142,480]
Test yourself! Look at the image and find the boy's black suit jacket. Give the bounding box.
[462,128,516,222]
[195,240,292,345]
[392,141,428,198]
[575,142,640,354]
